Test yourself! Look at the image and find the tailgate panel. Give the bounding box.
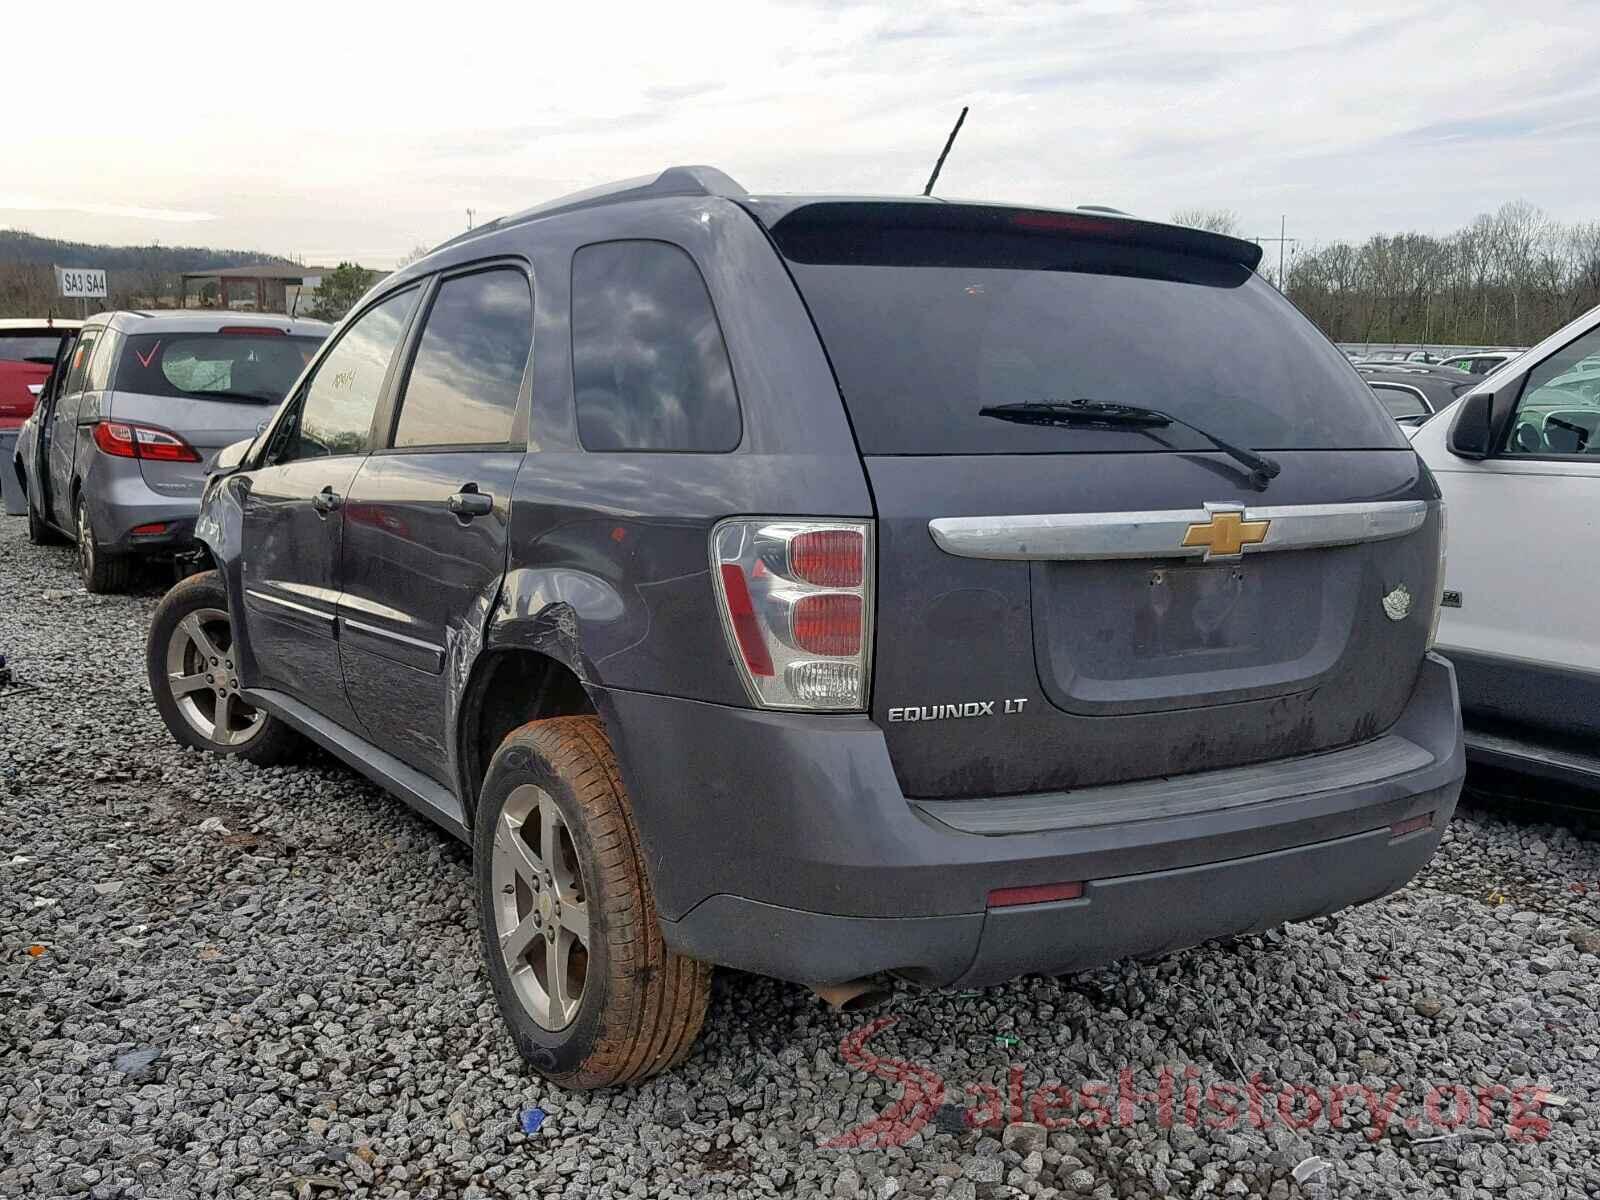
[866,450,1441,799]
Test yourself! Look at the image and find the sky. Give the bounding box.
[5,1,1598,268]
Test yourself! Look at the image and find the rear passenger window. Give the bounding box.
[392,268,531,448]
[87,332,119,391]
[571,240,740,452]
[62,331,100,395]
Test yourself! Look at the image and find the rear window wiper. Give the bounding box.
[979,399,1282,488]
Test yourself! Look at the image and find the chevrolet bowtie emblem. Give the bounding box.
[1182,510,1271,559]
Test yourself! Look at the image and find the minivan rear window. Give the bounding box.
[772,207,1405,455]
[117,332,323,404]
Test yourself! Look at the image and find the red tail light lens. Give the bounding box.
[92,420,200,463]
[792,593,863,656]
[789,529,864,587]
[711,520,874,711]
[92,420,138,457]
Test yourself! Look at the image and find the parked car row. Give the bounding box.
[5,167,1586,1089]
[12,312,328,590]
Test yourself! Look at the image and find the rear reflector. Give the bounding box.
[988,881,1084,907]
[130,523,168,536]
[718,564,774,677]
[1390,812,1434,838]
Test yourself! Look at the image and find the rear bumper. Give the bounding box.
[600,654,1463,987]
[83,459,199,553]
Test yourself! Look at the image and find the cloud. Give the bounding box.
[0,197,218,223]
[1,0,1596,262]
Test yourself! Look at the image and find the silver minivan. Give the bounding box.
[21,311,327,591]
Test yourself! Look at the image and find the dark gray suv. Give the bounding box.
[145,166,1465,1087]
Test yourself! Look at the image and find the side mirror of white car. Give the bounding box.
[1447,382,1519,460]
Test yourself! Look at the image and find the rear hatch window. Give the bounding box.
[769,202,1404,456]
[116,331,322,404]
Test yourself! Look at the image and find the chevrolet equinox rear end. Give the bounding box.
[147,166,1464,1088]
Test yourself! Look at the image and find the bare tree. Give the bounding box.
[1170,208,1243,237]
[395,243,434,269]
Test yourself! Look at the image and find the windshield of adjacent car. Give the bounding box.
[117,332,323,403]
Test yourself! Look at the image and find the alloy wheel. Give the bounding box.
[491,784,591,1029]
[163,607,264,747]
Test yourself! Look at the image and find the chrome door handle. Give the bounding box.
[447,487,494,519]
[312,486,343,515]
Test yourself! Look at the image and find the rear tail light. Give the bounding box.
[92,420,201,463]
[711,519,873,710]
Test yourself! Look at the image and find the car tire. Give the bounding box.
[26,494,60,545]
[474,715,711,1088]
[76,493,131,594]
[146,570,301,766]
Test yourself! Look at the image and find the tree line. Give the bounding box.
[1173,202,1600,348]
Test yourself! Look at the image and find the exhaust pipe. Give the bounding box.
[811,978,894,1013]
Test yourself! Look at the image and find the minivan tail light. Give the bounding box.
[92,420,201,463]
[711,519,873,711]
[92,420,138,457]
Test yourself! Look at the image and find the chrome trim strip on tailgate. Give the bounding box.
[928,500,1429,561]
[916,734,1435,836]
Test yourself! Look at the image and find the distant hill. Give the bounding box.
[0,230,299,316]
[0,229,295,274]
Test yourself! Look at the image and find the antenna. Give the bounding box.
[922,106,969,197]
[466,208,477,230]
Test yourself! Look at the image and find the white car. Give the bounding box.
[1411,304,1600,785]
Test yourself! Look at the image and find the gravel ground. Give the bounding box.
[2,516,1597,1200]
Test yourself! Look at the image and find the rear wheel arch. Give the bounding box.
[457,646,597,826]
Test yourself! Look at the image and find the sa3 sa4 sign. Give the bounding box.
[55,267,108,299]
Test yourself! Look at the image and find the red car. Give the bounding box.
[0,318,83,430]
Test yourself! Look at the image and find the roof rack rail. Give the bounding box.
[429,165,747,255]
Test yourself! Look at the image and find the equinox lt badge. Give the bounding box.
[888,698,1029,722]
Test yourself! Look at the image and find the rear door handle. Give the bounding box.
[312,486,343,515]
[447,486,494,519]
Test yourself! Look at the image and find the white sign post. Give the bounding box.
[55,266,108,317]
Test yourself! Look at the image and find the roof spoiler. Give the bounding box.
[763,200,1266,271]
